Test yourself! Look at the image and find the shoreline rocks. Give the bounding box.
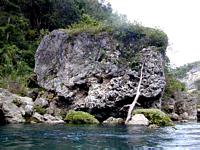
[162,91,197,121]
[0,88,64,124]
[103,117,124,125]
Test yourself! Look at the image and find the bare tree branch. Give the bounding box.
[125,63,144,124]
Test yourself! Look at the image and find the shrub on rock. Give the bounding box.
[133,109,173,126]
[65,110,99,124]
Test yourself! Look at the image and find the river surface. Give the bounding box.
[0,122,200,150]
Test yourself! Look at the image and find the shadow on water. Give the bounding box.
[0,122,200,149]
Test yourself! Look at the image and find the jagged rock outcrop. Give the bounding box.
[0,88,64,124]
[181,65,200,91]
[162,91,197,120]
[0,88,30,124]
[34,30,166,120]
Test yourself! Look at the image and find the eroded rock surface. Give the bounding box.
[162,91,197,120]
[35,30,166,120]
[0,88,64,124]
[0,88,28,123]
[103,117,124,125]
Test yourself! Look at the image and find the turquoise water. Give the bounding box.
[0,122,200,150]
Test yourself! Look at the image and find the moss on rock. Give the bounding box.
[133,109,173,126]
[34,105,47,115]
[65,110,99,124]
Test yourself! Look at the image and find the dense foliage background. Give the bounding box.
[0,0,114,94]
[1,0,180,98]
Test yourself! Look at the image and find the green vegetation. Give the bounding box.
[0,0,169,95]
[65,14,108,36]
[163,72,186,99]
[34,105,47,115]
[64,15,168,71]
[172,61,200,79]
[65,110,99,124]
[133,109,173,126]
[0,0,114,94]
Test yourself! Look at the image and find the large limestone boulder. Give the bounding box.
[35,30,166,120]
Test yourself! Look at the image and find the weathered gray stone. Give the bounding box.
[168,113,179,121]
[46,102,61,116]
[31,112,44,123]
[103,117,124,125]
[162,91,197,121]
[1,102,25,123]
[43,114,64,124]
[34,98,48,108]
[24,105,34,116]
[127,114,149,125]
[35,30,166,120]
[0,88,31,123]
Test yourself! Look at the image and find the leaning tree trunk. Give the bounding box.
[125,63,144,124]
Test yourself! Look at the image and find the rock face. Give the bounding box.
[0,88,64,124]
[34,30,166,120]
[0,88,28,124]
[162,91,197,120]
[179,64,200,91]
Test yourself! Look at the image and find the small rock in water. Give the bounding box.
[127,114,149,125]
[103,117,124,125]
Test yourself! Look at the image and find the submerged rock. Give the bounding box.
[65,110,99,124]
[34,30,166,120]
[133,109,173,126]
[127,114,149,125]
[103,117,124,125]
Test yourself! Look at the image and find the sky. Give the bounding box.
[107,0,200,67]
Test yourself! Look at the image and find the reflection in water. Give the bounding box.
[0,122,200,149]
